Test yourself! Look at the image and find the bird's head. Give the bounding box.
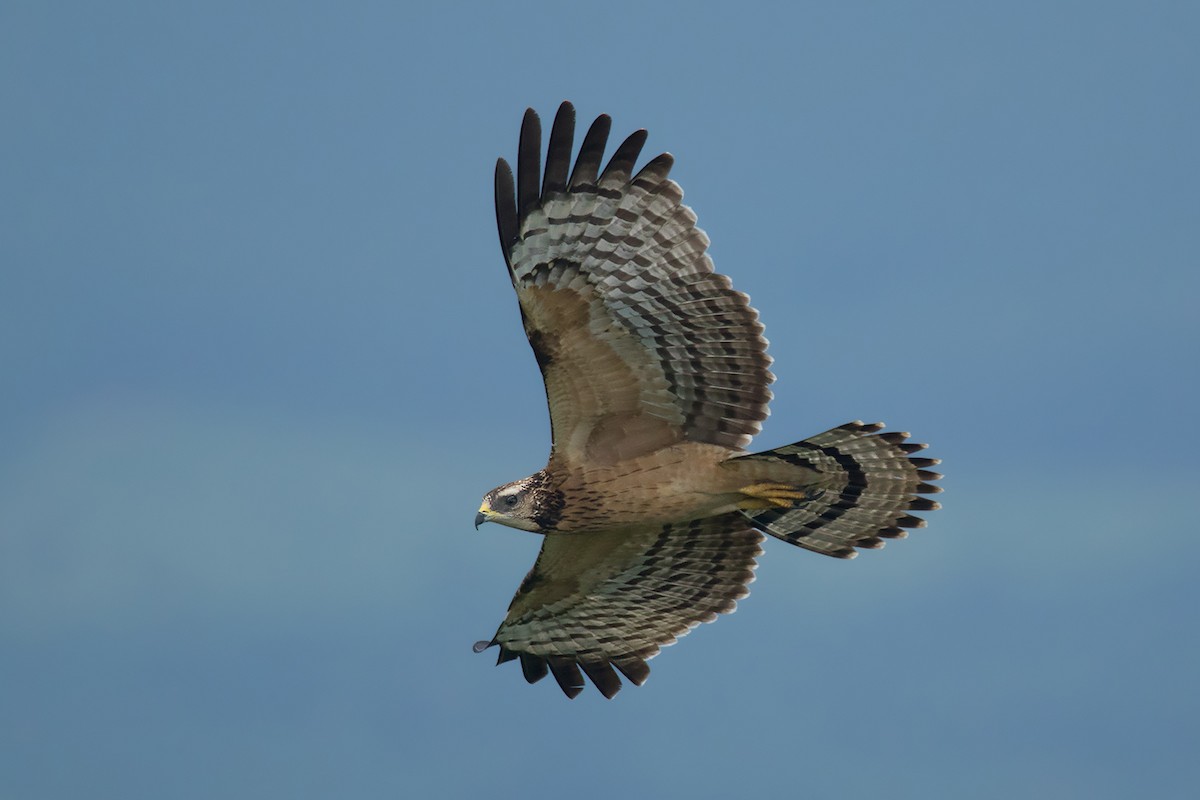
[476,471,563,532]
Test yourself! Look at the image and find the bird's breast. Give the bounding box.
[550,442,745,532]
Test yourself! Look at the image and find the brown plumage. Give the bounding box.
[474,103,942,699]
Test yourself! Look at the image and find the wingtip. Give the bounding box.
[494,156,513,182]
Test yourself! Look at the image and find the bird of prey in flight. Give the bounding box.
[473,102,942,699]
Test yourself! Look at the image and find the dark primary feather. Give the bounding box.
[578,661,622,700]
[520,653,547,684]
[632,152,675,186]
[568,112,611,190]
[547,657,585,699]
[542,103,574,195]
[599,128,648,186]
[494,160,518,272]
[516,108,542,222]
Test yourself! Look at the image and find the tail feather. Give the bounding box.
[731,421,942,559]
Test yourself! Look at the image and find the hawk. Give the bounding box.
[473,102,942,699]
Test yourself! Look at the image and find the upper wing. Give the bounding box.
[474,513,764,699]
[494,103,774,467]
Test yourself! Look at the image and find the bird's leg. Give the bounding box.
[737,482,816,510]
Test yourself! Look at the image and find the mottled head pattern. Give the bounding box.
[480,470,565,532]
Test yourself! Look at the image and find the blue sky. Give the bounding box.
[2,1,1198,797]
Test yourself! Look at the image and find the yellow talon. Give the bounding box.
[739,482,811,509]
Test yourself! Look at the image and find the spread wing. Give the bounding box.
[474,514,763,698]
[494,103,774,467]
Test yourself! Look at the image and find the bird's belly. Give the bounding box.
[553,442,744,532]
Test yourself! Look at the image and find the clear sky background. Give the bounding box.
[3,1,1198,797]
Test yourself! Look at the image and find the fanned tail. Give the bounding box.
[731,421,942,559]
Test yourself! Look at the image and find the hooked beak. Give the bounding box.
[475,502,491,530]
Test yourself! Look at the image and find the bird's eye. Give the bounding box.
[503,495,519,508]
